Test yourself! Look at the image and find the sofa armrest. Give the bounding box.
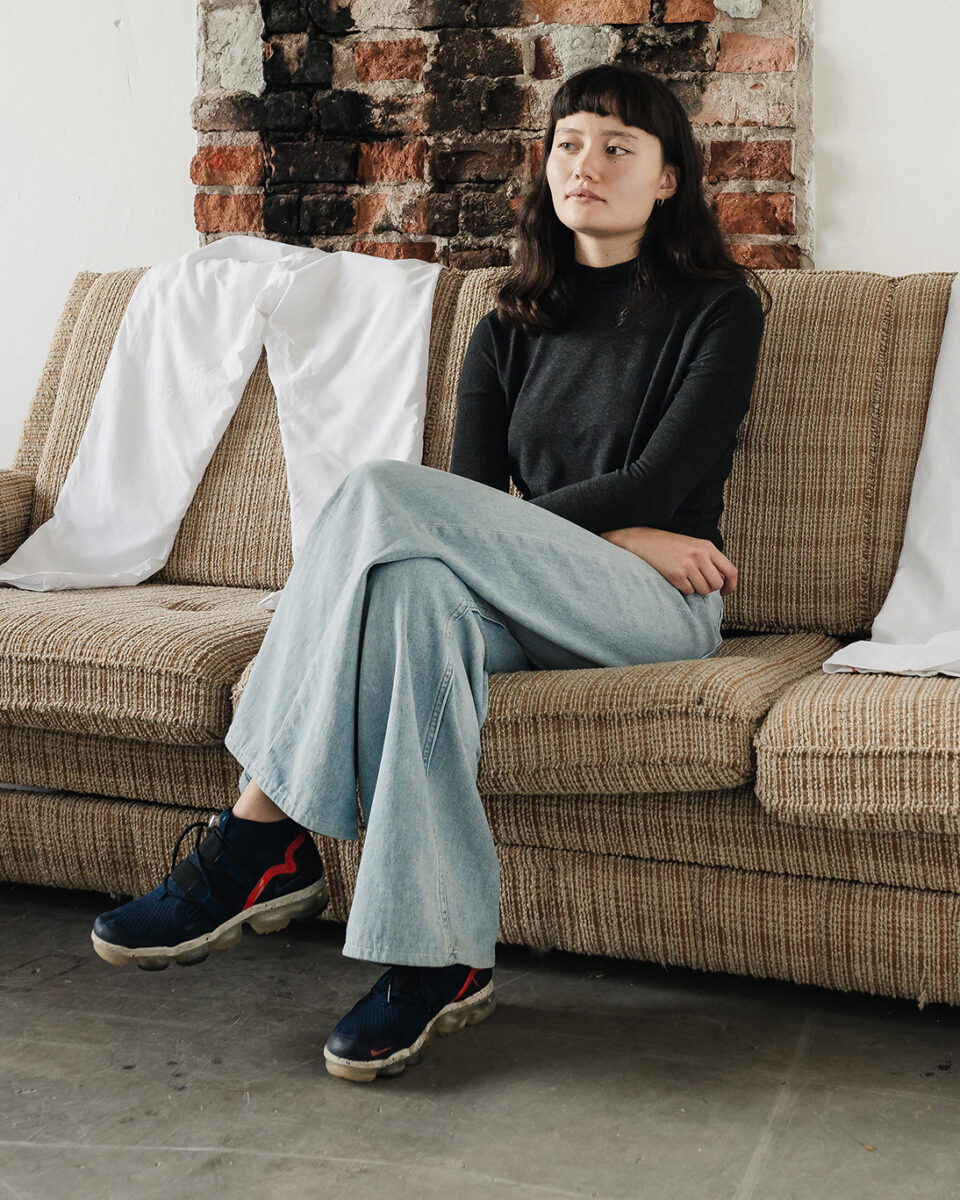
[0,468,35,560]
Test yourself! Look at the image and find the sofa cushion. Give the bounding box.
[0,722,242,808]
[0,582,272,746]
[755,672,960,833]
[482,785,960,895]
[475,632,837,796]
[720,270,955,636]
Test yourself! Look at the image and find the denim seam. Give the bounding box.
[419,598,476,962]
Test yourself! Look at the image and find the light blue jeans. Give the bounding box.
[224,459,723,969]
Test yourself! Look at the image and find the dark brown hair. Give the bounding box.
[495,63,773,335]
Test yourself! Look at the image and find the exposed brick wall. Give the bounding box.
[193,0,811,268]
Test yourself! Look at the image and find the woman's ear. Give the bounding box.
[660,163,679,201]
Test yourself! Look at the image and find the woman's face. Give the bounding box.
[545,109,678,267]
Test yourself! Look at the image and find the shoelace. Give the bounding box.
[384,966,422,1005]
[159,813,223,908]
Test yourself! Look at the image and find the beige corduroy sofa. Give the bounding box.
[1,263,957,1008]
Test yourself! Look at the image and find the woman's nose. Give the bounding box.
[573,146,600,179]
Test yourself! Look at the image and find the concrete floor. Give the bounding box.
[0,882,957,1200]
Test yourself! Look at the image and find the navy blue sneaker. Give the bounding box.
[91,810,328,971]
[324,963,495,1082]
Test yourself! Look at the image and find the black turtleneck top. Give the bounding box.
[449,257,765,551]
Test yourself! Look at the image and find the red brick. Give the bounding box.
[708,140,793,183]
[664,0,716,20]
[526,0,651,22]
[533,35,562,79]
[351,240,437,262]
[358,140,427,183]
[716,34,796,72]
[527,139,544,178]
[715,191,794,235]
[728,242,800,269]
[355,194,390,234]
[190,146,265,187]
[354,39,427,82]
[194,193,264,234]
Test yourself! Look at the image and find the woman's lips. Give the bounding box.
[569,193,601,202]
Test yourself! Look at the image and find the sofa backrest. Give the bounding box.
[18,262,955,635]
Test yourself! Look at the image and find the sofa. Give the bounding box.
[1,262,957,1008]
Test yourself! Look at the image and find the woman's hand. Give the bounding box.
[600,526,738,596]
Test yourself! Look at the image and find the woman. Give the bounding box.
[90,63,770,1083]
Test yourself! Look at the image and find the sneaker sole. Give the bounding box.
[323,980,496,1082]
[90,878,329,971]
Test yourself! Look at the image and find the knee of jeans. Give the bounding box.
[368,555,455,600]
[346,457,417,491]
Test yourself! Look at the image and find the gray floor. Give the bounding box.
[0,883,957,1200]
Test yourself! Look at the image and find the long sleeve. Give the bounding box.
[449,315,511,492]
[525,283,764,535]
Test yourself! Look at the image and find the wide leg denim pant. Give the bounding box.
[223,459,723,970]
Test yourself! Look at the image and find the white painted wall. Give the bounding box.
[1,0,197,467]
[2,1,959,466]
[813,0,960,273]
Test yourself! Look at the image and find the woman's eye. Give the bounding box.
[556,142,628,155]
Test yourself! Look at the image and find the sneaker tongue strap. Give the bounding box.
[385,967,421,1003]
[168,822,229,894]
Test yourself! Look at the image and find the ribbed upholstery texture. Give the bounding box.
[0,723,242,808]
[0,583,271,745]
[474,632,837,795]
[0,470,34,560]
[756,673,960,834]
[14,270,100,476]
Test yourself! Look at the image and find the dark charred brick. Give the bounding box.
[300,193,357,235]
[371,91,431,136]
[422,80,486,133]
[665,76,705,119]
[474,0,525,25]
[261,0,304,33]
[432,28,523,77]
[620,23,716,74]
[483,80,541,129]
[399,193,461,236]
[264,37,333,86]
[262,90,310,130]
[430,140,521,183]
[316,88,372,133]
[459,192,516,237]
[305,0,355,33]
[263,192,300,235]
[448,246,511,269]
[268,139,358,182]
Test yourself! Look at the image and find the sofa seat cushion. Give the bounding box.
[0,582,272,746]
[476,632,839,797]
[756,672,960,834]
[482,785,960,895]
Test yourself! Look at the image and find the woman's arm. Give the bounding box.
[449,315,510,492]
[601,525,738,596]
[526,284,765,533]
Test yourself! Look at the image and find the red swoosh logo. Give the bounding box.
[243,832,307,909]
[370,1046,393,1057]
